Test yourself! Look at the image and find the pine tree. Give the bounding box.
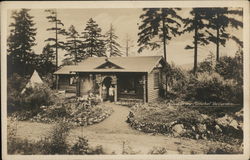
[82,18,106,57]
[7,9,37,75]
[138,8,183,62]
[205,8,243,61]
[105,24,122,57]
[65,25,85,64]
[37,43,56,75]
[182,8,210,74]
[45,9,67,68]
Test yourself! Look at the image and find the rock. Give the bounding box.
[172,124,185,136]
[215,115,232,127]
[235,109,243,118]
[201,114,209,119]
[201,134,207,140]
[215,125,222,132]
[197,124,206,133]
[230,119,239,130]
[192,126,196,131]
[195,134,199,139]
[238,122,243,130]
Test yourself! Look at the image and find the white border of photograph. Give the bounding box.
[1,1,249,160]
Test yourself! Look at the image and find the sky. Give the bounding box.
[7,8,243,66]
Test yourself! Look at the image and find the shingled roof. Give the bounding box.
[54,56,165,74]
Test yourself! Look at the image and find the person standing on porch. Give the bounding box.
[109,85,114,102]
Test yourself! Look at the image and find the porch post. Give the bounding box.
[96,74,103,101]
[56,75,59,90]
[76,73,80,96]
[143,74,147,103]
[113,75,117,102]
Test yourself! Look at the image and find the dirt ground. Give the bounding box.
[12,102,223,154]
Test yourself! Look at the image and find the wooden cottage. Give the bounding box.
[54,56,167,103]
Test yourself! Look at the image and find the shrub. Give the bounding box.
[40,122,70,154]
[206,143,242,154]
[69,137,90,154]
[7,73,28,113]
[148,146,167,154]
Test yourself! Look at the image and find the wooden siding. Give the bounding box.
[58,75,76,93]
[147,68,161,102]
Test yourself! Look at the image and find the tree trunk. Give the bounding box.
[193,18,198,74]
[74,38,77,65]
[55,11,58,68]
[162,16,167,62]
[162,11,168,96]
[216,26,220,62]
[55,11,58,90]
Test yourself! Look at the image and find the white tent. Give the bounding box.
[21,70,43,94]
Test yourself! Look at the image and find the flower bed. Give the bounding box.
[11,97,113,127]
[127,103,243,146]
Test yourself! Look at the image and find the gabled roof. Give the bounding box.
[54,56,165,74]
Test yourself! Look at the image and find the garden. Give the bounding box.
[126,53,244,154]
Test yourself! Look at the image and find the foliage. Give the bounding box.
[31,97,113,126]
[45,9,67,67]
[183,8,212,74]
[69,136,104,155]
[65,25,85,63]
[36,44,57,75]
[82,18,106,57]
[41,122,70,154]
[205,8,243,60]
[138,8,182,61]
[8,78,58,118]
[148,146,168,154]
[105,24,122,57]
[7,73,28,113]
[206,143,242,154]
[215,52,243,85]
[7,9,37,76]
[128,102,243,146]
[7,120,104,155]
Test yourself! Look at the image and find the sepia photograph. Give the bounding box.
[1,1,249,160]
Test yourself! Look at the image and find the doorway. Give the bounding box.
[102,77,112,101]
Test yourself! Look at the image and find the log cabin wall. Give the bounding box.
[147,68,162,102]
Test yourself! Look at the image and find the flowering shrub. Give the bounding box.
[30,98,113,126]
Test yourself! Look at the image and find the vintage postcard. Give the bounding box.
[1,1,249,160]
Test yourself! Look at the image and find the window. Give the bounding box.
[154,72,160,89]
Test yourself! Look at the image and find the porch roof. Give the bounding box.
[54,56,164,74]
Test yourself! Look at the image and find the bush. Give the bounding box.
[7,119,104,155]
[148,146,168,154]
[69,137,104,155]
[7,73,28,113]
[194,72,242,103]
[206,143,242,154]
[40,122,70,154]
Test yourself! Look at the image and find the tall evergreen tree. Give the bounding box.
[82,18,106,57]
[182,8,210,74]
[45,9,66,68]
[138,8,182,62]
[65,25,85,64]
[205,8,243,61]
[7,9,37,75]
[105,24,122,57]
[37,43,56,75]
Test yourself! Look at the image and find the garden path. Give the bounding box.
[67,102,212,154]
[12,102,219,154]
